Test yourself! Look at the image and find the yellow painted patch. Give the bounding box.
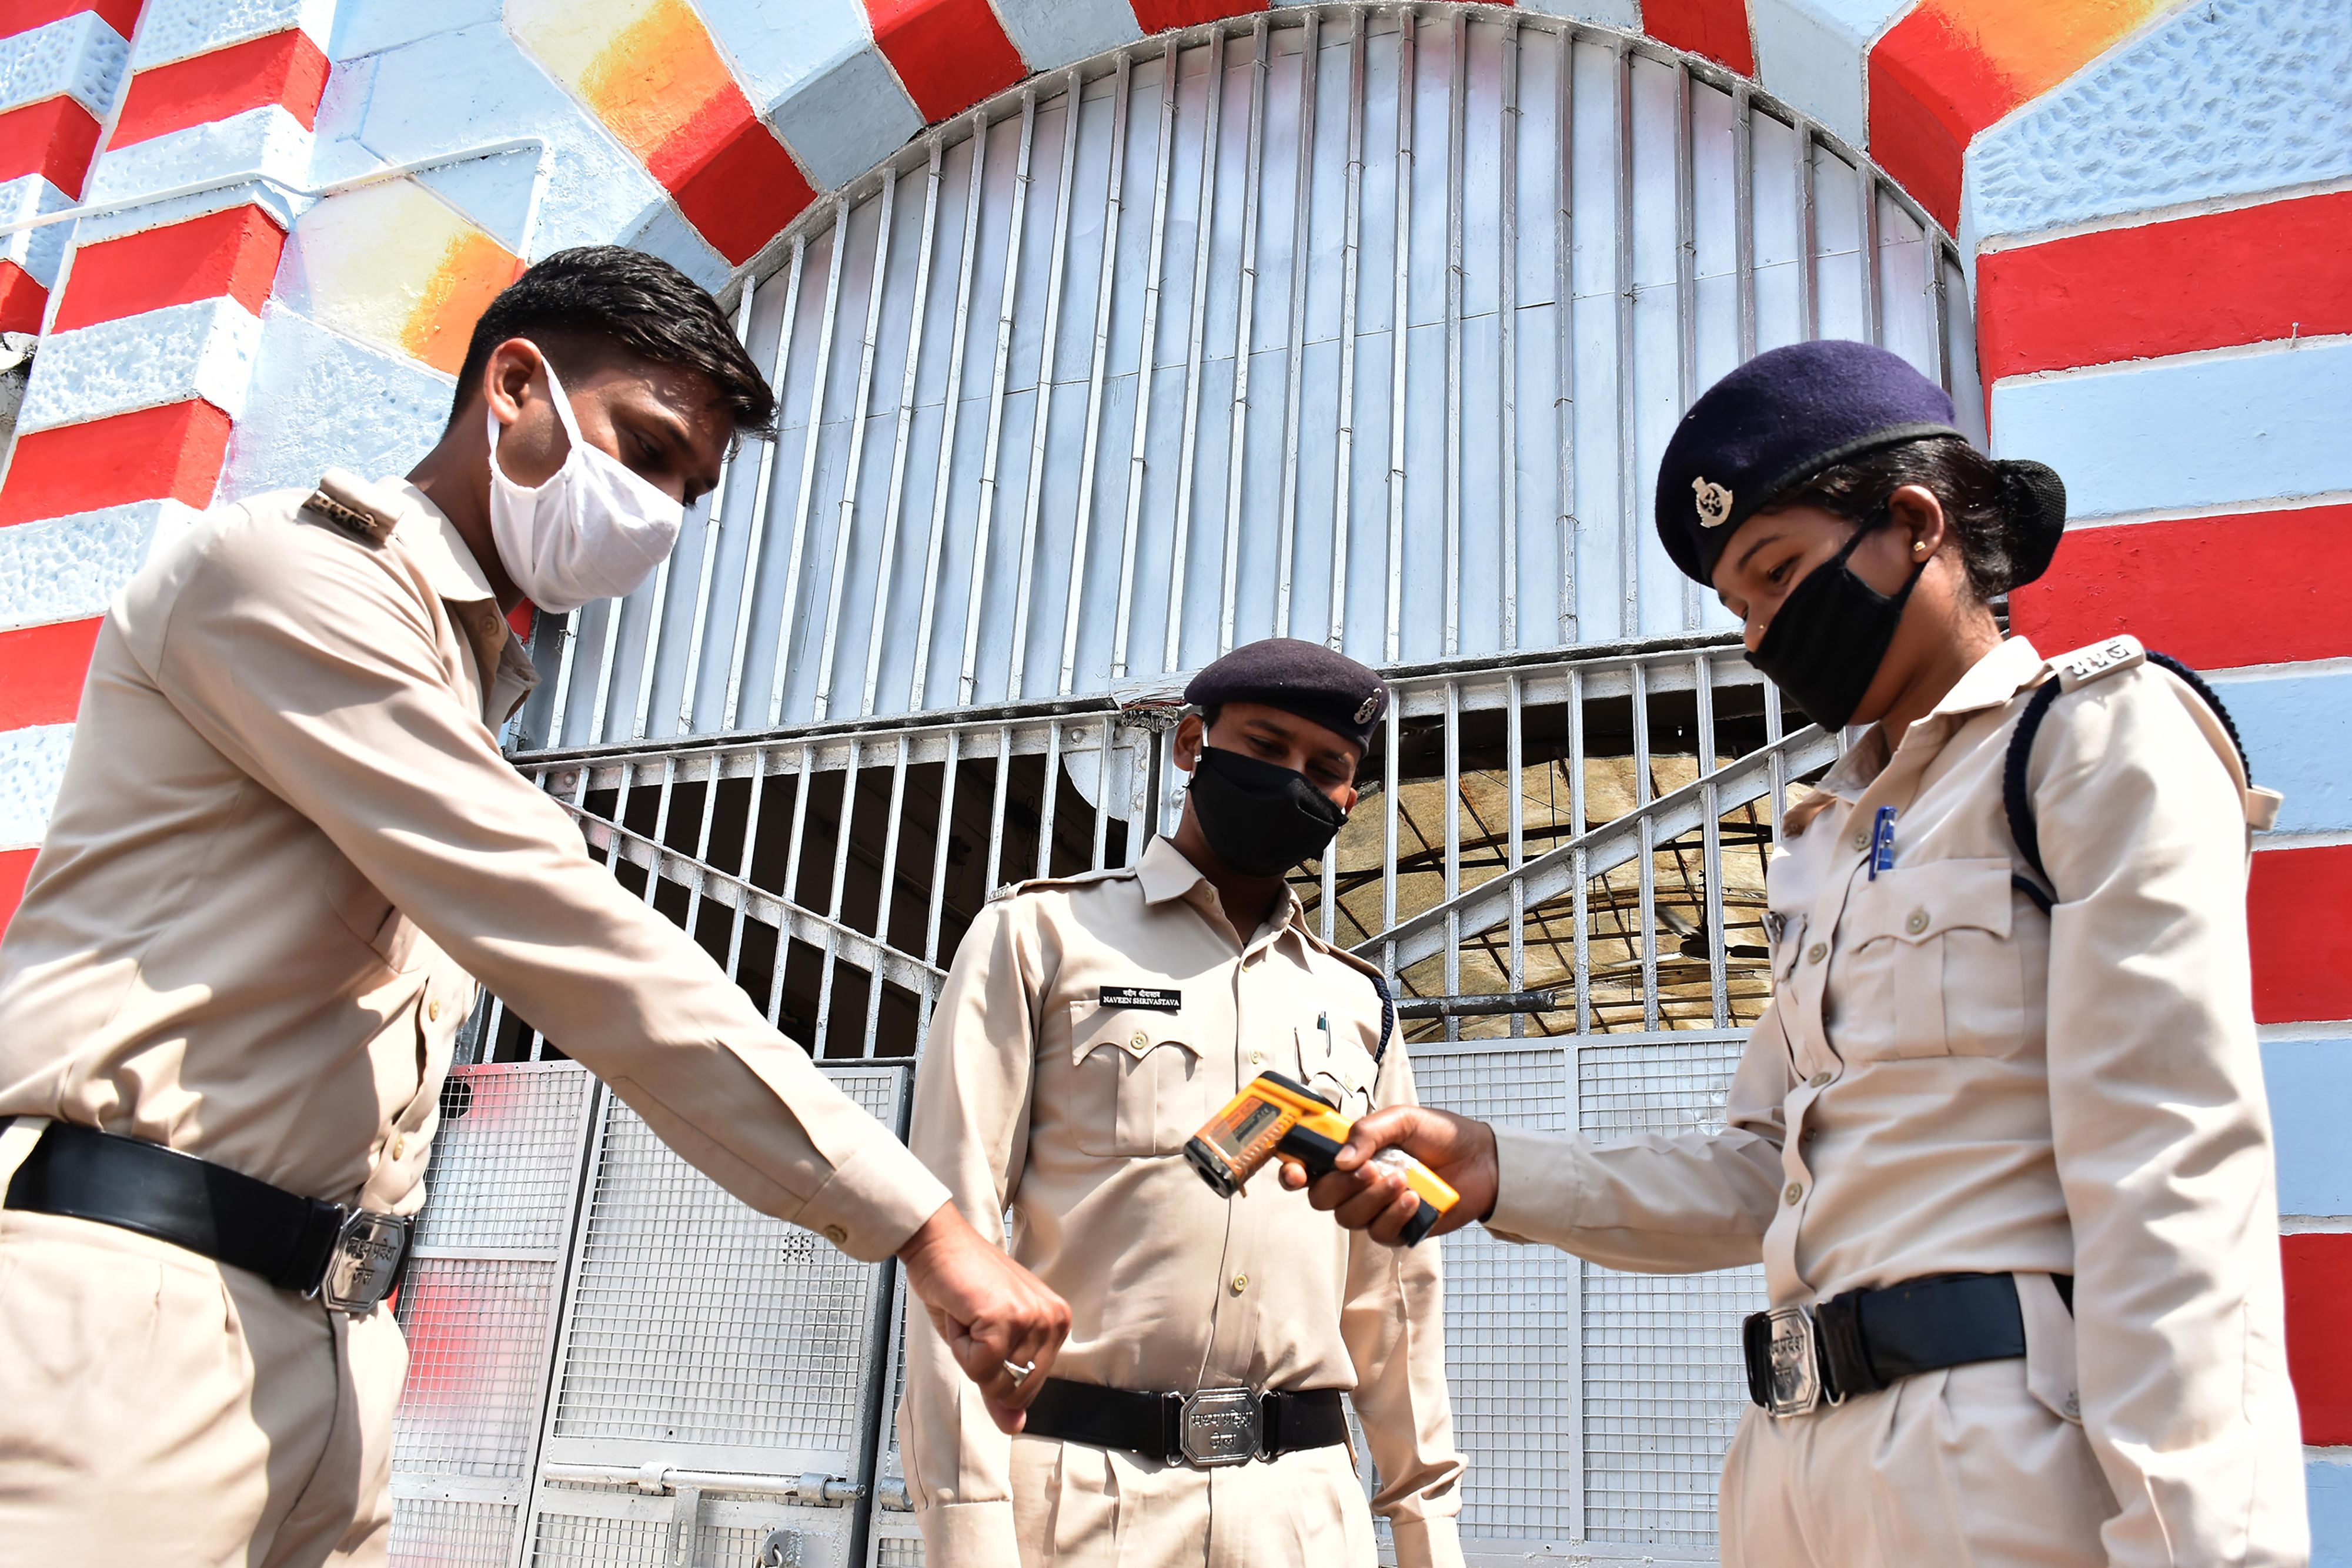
[283,179,519,375]
[507,0,734,166]
[1916,0,2180,102]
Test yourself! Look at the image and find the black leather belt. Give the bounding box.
[0,1116,413,1314]
[1743,1271,2069,1416]
[1022,1378,1349,1469]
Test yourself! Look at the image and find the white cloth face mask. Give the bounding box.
[485,355,686,613]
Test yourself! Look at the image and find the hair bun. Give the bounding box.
[1995,459,2067,589]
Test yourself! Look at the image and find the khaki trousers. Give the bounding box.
[1005,1436,1378,1568]
[1720,1357,2113,1567]
[0,1179,407,1567]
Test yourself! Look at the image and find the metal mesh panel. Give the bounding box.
[395,1062,592,1499]
[1578,1034,1762,1549]
[550,1070,900,1460]
[389,1497,519,1567]
[530,1515,668,1566]
[871,1538,921,1568]
[1415,1045,1579,1540]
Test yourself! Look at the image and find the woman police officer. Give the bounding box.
[1292,339,2308,1566]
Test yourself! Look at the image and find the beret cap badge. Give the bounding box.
[1354,693,1382,726]
[1693,476,1733,529]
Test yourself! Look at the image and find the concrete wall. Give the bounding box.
[0,0,2341,1545]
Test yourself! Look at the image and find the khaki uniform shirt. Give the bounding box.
[0,473,948,1257]
[1485,636,2306,1566]
[902,837,1465,1566]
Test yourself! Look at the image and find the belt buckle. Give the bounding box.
[312,1208,413,1315]
[1177,1388,1261,1468]
[1762,1306,1825,1417]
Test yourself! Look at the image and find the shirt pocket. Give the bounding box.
[1295,1023,1378,1118]
[1836,857,2024,1059]
[1066,1002,1208,1158]
[328,858,427,974]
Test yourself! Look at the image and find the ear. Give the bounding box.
[1173,711,1205,771]
[1890,483,1947,563]
[483,338,546,429]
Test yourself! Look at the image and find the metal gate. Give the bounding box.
[387,6,1966,1562]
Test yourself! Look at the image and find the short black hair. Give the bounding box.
[450,246,776,437]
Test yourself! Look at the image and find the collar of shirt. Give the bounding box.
[375,477,542,721]
[1808,634,2046,807]
[1133,835,1306,954]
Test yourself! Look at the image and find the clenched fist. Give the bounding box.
[897,1202,1071,1434]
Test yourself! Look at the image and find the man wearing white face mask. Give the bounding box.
[0,246,1070,1566]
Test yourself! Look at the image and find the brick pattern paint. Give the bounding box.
[0,0,2339,1550]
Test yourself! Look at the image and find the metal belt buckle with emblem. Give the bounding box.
[1177,1388,1262,1467]
[1762,1306,1825,1417]
[313,1208,415,1314]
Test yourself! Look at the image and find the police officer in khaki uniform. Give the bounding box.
[901,638,1467,1568]
[1299,342,2308,1566]
[0,248,1067,1567]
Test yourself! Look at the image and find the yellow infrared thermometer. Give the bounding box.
[1185,1071,1460,1246]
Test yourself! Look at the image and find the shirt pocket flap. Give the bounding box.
[1068,1002,1199,1067]
[1843,857,2016,947]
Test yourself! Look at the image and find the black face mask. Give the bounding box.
[1749,511,1925,731]
[1187,746,1349,877]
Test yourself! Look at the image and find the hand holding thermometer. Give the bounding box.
[1184,1072,1461,1245]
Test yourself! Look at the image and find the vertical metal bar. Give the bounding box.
[1498,15,1520,651]
[1506,672,1526,1037]
[639,756,678,908]
[1217,19,1271,658]
[1111,40,1180,680]
[1674,59,1700,633]
[1860,165,1883,346]
[1165,28,1227,676]
[862,737,912,1057]
[1090,714,1115,870]
[1765,678,1787,841]
[1554,24,1577,646]
[1734,82,1758,365]
[629,560,671,742]
[542,611,579,749]
[723,747,769,985]
[1319,828,1338,944]
[1569,664,1590,1034]
[586,597,624,745]
[811,740,865,1057]
[1380,688,1401,985]
[984,726,1013,892]
[1272,9,1319,640]
[1328,8,1367,653]
[1632,658,1658,1030]
[1442,678,1461,1039]
[1036,721,1064,878]
[770,208,851,730]
[816,173,898,721]
[917,726,963,1041]
[770,743,817,1026]
[723,241,803,732]
[910,113,990,714]
[1384,9,1415,666]
[1798,126,1819,342]
[1007,68,1085,702]
[1061,54,1134,694]
[1441,8,1465,659]
[1930,229,1955,394]
[677,283,751,734]
[965,95,1041,703]
[864,143,946,717]
[1611,39,1637,641]
[1696,653,1728,1027]
[681,750,727,939]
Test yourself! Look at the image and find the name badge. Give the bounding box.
[1100,986,1182,1012]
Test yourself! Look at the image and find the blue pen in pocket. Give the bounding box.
[1867,805,1897,878]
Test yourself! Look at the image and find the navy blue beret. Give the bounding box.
[1186,637,1389,754]
[1655,339,1965,586]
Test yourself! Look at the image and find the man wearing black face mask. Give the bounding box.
[900,638,1468,1568]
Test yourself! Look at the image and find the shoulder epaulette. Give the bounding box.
[2048,634,2144,693]
[985,865,1134,904]
[300,469,399,547]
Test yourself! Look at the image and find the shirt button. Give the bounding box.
[1905,909,1930,935]
[1230,1273,1248,1295]
[1130,1030,1149,1051]
[1806,942,1827,964]
[390,1134,407,1160]
[1784,1183,1804,1206]
[427,999,442,1022]
[823,1225,847,1246]
[1248,1048,1264,1066]
[1808,1071,1831,1089]
[1851,830,1869,850]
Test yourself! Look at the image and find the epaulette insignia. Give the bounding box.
[2050,634,2144,694]
[303,471,397,546]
